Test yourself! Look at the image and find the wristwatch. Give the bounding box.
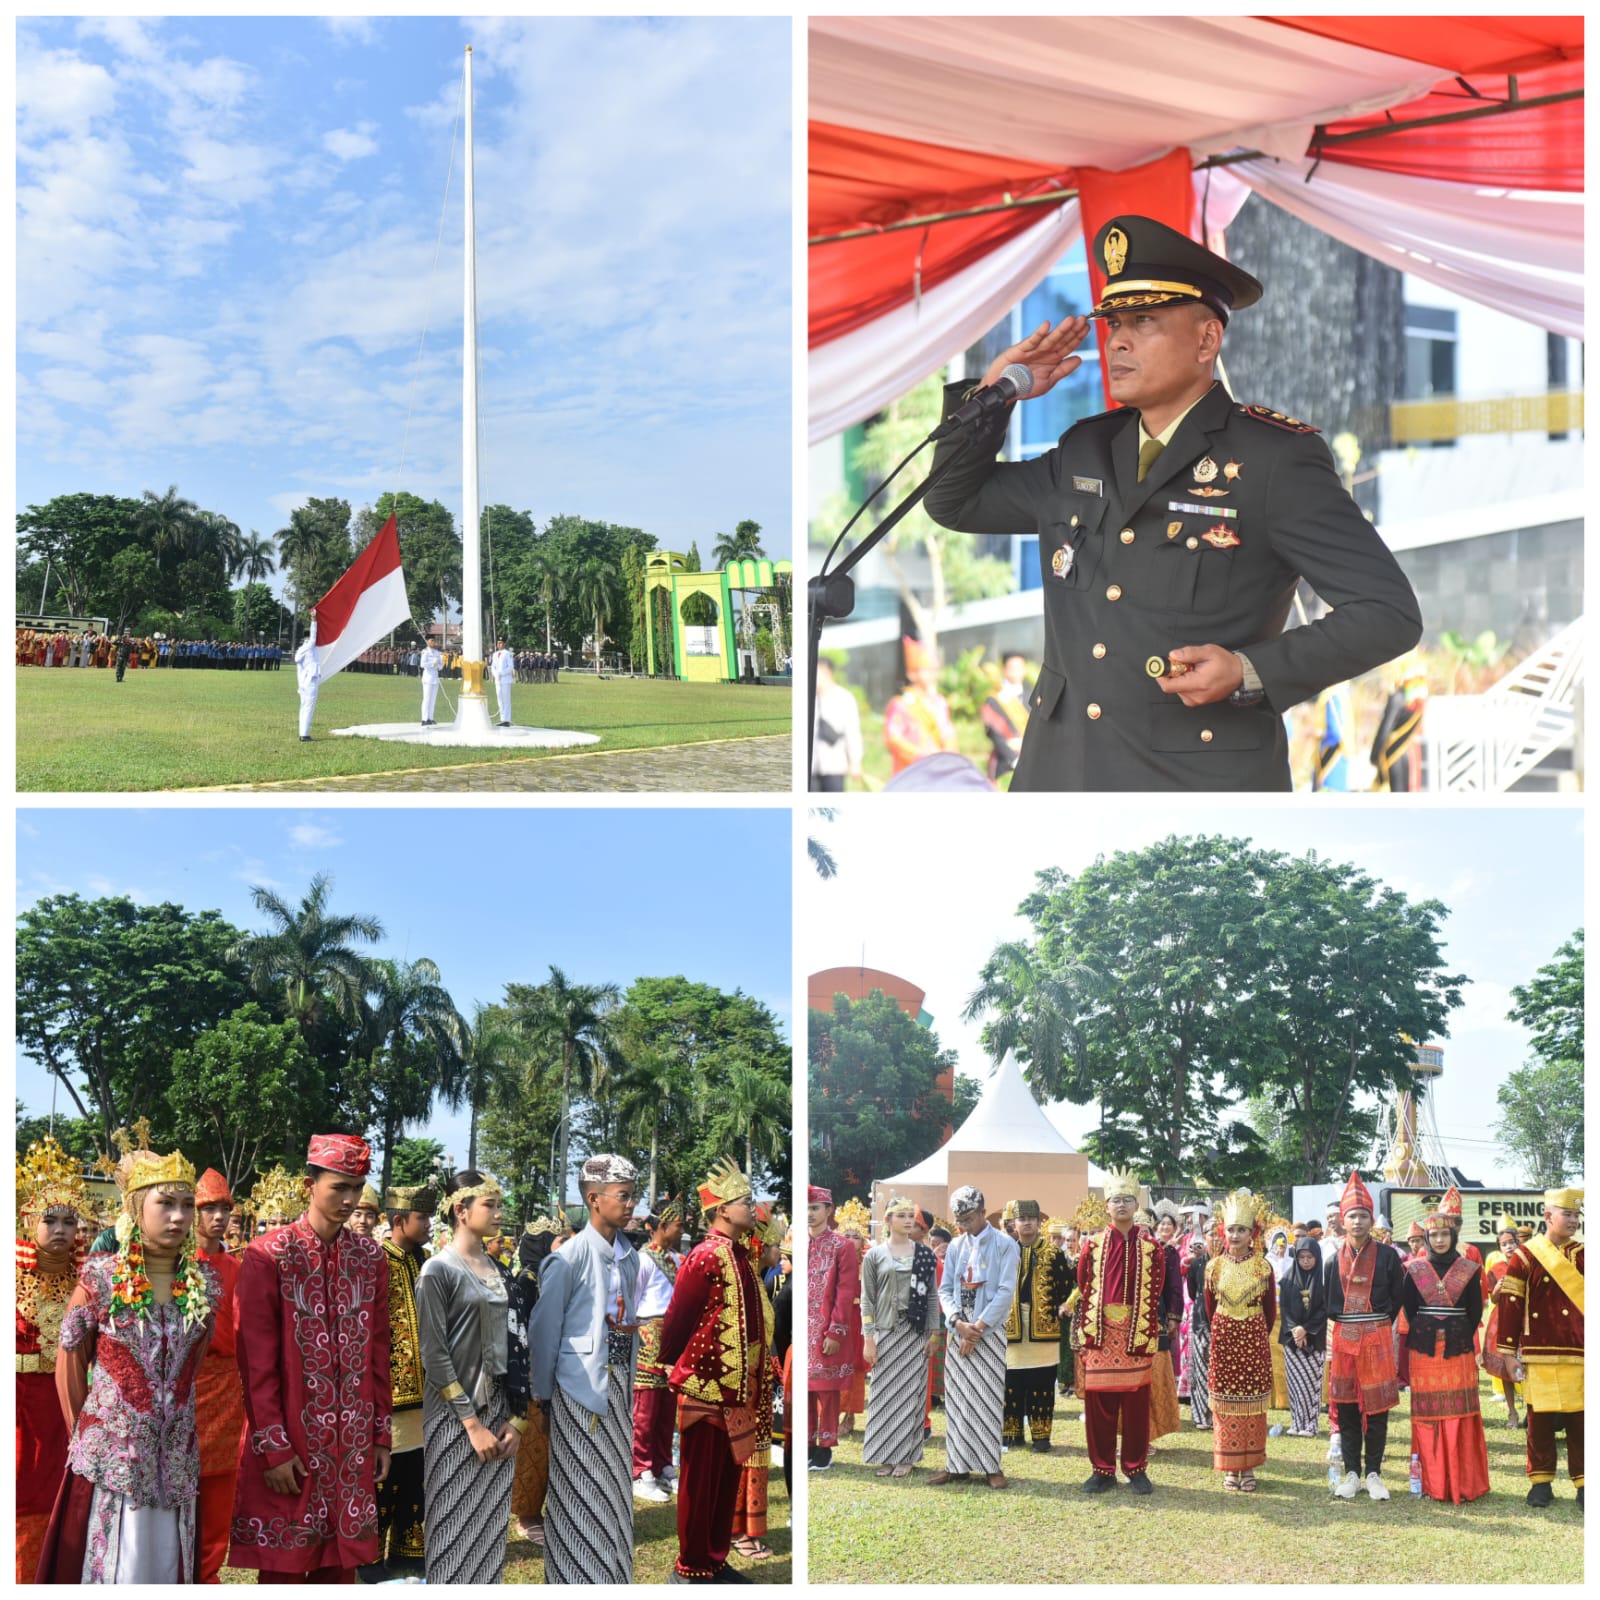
[1229,651,1266,710]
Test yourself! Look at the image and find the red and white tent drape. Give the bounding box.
[809,16,1583,441]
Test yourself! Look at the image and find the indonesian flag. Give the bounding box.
[311,514,412,681]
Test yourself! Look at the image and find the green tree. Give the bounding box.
[712,519,765,564]
[963,938,1101,1099]
[440,1001,522,1171]
[236,530,277,585]
[685,541,702,572]
[527,545,568,655]
[508,968,622,1206]
[17,493,144,616]
[16,895,250,1149]
[611,1042,692,1210]
[477,1062,566,1223]
[574,556,621,668]
[1508,929,1583,1069]
[360,493,461,638]
[136,483,199,570]
[1495,1059,1583,1186]
[230,872,383,1032]
[166,1003,322,1190]
[389,1136,448,1188]
[108,547,159,631]
[809,990,961,1195]
[276,498,355,626]
[234,581,285,641]
[16,1102,100,1163]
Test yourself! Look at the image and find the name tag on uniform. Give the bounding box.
[1168,500,1237,519]
[1073,476,1102,495]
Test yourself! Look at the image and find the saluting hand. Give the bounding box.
[1156,644,1244,707]
[983,318,1091,400]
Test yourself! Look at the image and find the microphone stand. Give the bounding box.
[806,429,981,783]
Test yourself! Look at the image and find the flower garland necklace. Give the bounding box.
[110,1215,212,1331]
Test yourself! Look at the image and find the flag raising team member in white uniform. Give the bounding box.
[490,638,515,726]
[295,609,321,741]
[420,640,444,726]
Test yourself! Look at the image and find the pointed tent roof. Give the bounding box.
[881,1050,1077,1189]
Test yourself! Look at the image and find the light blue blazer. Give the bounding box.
[527,1223,640,1415]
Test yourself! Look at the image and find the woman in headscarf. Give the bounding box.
[1399,1189,1489,1503]
[1204,1191,1276,1493]
[1278,1236,1328,1437]
[417,1170,527,1583]
[860,1197,941,1478]
[38,1148,217,1582]
[509,1218,559,1545]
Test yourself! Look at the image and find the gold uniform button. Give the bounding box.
[1070,515,1079,528]
[1200,729,1214,743]
[1120,528,1135,544]
[1106,584,1122,601]
[1186,536,1199,550]
[1092,643,1106,660]
[1086,703,1102,720]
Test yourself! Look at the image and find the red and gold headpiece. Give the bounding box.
[1424,1185,1462,1233]
[17,1135,90,1229]
[1339,1169,1375,1219]
[697,1156,752,1215]
[307,1133,372,1177]
[195,1169,233,1208]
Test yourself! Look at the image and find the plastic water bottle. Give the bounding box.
[1328,1463,1342,1491]
[1409,1452,1423,1495]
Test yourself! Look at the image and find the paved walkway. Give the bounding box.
[202,736,792,793]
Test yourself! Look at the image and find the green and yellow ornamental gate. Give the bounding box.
[643,552,792,682]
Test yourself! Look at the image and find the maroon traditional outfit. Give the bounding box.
[194,1171,246,1584]
[1074,1203,1166,1481]
[658,1160,768,1583]
[1204,1245,1276,1476]
[229,1137,392,1581]
[16,1137,89,1582]
[1401,1236,1489,1503]
[806,1189,859,1452]
[1494,1195,1584,1497]
[730,1213,781,1547]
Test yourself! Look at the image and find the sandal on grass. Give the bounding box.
[733,1538,773,1561]
[891,1465,913,1479]
[1240,1472,1258,1494]
[874,1466,895,1478]
[1223,1473,1241,1492]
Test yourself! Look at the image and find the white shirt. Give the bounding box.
[812,681,863,777]
[636,1247,682,1318]
[294,619,320,690]
[421,646,443,679]
[490,647,514,679]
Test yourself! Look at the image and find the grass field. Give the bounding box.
[810,1381,1582,1585]
[17,669,791,791]
[220,1455,792,1584]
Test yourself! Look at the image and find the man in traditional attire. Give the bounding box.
[980,651,1031,781]
[16,1136,88,1581]
[1075,1167,1167,1493]
[193,1168,248,1583]
[1003,1199,1072,1452]
[658,1157,766,1584]
[528,1153,641,1584]
[1495,1185,1584,1507]
[883,636,959,775]
[1324,1169,1405,1501]
[634,1200,686,1503]
[1483,1214,1525,1427]
[931,1186,1018,1489]
[805,1185,859,1471]
[348,1184,382,1239]
[371,1183,435,1578]
[230,1134,392,1581]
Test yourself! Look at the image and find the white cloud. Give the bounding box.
[16,47,117,137]
[324,123,379,161]
[180,136,281,204]
[288,821,344,851]
[322,18,379,46]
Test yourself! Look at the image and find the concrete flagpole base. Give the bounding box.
[332,689,600,750]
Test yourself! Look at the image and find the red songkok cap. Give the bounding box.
[194,1168,233,1207]
[808,1185,833,1205]
[1339,1169,1375,1219]
[307,1133,372,1178]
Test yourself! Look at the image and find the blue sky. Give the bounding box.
[17,806,793,1175]
[17,16,791,570]
[807,803,1584,1188]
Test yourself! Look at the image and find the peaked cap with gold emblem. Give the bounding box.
[1091,214,1262,324]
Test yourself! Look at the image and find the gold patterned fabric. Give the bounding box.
[383,1239,426,1414]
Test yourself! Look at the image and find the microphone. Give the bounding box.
[929,363,1035,440]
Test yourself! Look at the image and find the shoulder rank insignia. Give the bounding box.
[1238,404,1320,434]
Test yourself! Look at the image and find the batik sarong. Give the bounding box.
[863,1323,930,1466]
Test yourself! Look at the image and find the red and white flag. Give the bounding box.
[311,514,413,681]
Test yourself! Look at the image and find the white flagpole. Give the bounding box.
[458,44,490,727]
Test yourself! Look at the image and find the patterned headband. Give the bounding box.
[445,1179,503,1213]
[580,1154,638,1187]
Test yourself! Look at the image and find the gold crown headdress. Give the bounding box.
[1545,1186,1583,1212]
[18,1135,91,1226]
[835,1197,872,1235]
[1072,1194,1109,1235]
[1101,1165,1141,1203]
[882,1194,918,1218]
[524,1215,560,1237]
[443,1177,504,1216]
[124,1150,197,1213]
[250,1164,308,1224]
[696,1156,752,1214]
[1220,1188,1269,1233]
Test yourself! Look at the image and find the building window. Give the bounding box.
[1403,304,1457,401]
[1014,240,1103,458]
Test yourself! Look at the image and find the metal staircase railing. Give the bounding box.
[1422,618,1584,792]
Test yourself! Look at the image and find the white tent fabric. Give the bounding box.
[878,1050,1077,1190]
[811,17,1445,170]
[809,172,1251,443]
[1233,158,1584,342]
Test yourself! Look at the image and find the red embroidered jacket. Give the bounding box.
[658,1232,765,1411]
[1075,1225,1166,1355]
[1495,1238,1584,1362]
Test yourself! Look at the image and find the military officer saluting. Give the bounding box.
[926,213,1422,791]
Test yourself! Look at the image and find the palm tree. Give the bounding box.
[612,1042,693,1209]
[192,509,244,576]
[711,519,765,566]
[445,1003,524,1170]
[527,546,566,654]
[714,1061,789,1178]
[573,557,620,671]
[237,530,277,585]
[808,807,838,879]
[365,957,465,1194]
[276,509,332,621]
[512,966,621,1206]
[229,871,383,1031]
[137,484,199,569]
[962,940,1102,1101]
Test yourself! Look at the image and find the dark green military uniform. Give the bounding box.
[925,214,1422,793]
